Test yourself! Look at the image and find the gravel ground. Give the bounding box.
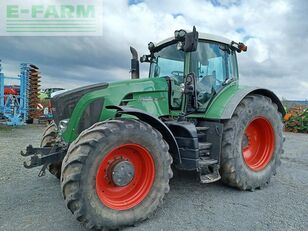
[0,125,307,231]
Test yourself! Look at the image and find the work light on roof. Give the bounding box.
[174,29,187,39]
[148,42,155,51]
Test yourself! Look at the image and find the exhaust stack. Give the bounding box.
[130,46,139,79]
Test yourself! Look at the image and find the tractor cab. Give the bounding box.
[140,26,246,112]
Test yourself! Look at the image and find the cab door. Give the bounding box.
[149,43,187,113]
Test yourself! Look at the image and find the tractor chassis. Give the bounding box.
[21,144,67,177]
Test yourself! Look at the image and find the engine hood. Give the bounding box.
[51,82,108,125]
[57,77,169,142]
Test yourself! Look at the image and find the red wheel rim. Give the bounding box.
[242,117,275,171]
[96,144,155,210]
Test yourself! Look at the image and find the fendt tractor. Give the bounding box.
[22,27,284,230]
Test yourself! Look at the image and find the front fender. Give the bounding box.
[106,105,181,164]
[205,83,285,120]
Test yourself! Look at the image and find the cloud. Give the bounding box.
[0,0,307,100]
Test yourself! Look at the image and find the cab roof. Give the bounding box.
[155,32,232,47]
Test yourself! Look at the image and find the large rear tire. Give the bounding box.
[220,94,283,191]
[61,119,173,230]
[40,122,62,179]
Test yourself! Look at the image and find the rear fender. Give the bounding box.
[205,86,285,120]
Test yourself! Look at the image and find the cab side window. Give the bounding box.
[191,41,238,106]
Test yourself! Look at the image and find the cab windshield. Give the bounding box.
[149,43,185,81]
[149,41,238,109]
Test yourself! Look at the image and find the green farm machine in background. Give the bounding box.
[22,27,285,230]
[38,88,65,121]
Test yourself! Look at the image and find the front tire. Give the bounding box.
[61,119,173,230]
[40,122,62,179]
[220,94,283,191]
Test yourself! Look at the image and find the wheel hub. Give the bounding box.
[111,160,135,186]
[242,117,275,171]
[96,144,155,210]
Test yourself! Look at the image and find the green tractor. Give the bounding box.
[22,27,285,230]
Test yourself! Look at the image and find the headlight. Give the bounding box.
[59,119,69,134]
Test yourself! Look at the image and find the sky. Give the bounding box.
[0,0,307,100]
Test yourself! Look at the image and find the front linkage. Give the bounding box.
[21,143,67,177]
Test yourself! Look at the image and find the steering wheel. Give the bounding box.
[171,71,184,84]
[171,71,184,77]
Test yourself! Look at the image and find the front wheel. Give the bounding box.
[61,119,173,230]
[40,122,62,179]
[220,94,283,191]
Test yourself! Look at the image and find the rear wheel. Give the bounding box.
[40,122,62,179]
[220,94,283,191]
[61,119,172,230]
